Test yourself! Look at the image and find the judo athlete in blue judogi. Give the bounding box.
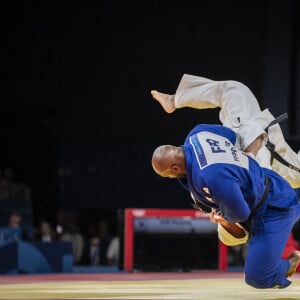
[151,124,300,289]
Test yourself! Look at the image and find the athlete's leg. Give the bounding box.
[245,204,300,289]
[174,74,262,127]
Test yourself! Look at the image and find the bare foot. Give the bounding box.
[151,90,176,113]
[286,250,300,277]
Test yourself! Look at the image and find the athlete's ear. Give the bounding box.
[171,164,181,173]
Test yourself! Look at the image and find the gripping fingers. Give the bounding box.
[210,210,224,223]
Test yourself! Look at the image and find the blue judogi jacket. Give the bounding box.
[178,124,298,223]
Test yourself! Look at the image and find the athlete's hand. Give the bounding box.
[209,210,225,224]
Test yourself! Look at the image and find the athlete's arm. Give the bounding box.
[209,178,251,223]
[210,210,249,245]
[210,210,246,238]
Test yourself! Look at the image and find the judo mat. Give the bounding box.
[0,271,300,300]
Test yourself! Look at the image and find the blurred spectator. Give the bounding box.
[80,220,112,266]
[6,211,30,240]
[96,219,112,264]
[8,211,22,229]
[34,220,57,242]
[106,236,120,266]
[81,235,102,265]
[60,222,84,265]
[89,236,101,265]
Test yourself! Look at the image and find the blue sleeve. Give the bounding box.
[208,177,251,223]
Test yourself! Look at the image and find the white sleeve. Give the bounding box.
[217,223,249,246]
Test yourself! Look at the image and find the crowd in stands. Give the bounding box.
[1,210,120,267]
[32,214,120,266]
[0,166,120,267]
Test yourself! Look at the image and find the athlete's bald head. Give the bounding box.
[151,145,187,178]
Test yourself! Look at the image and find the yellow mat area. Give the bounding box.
[0,278,299,300]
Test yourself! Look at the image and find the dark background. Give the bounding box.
[1,1,300,226]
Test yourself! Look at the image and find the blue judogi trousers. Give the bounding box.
[245,201,300,288]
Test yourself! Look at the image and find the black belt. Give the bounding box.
[241,176,270,235]
[249,175,270,217]
[241,175,288,235]
[265,113,300,173]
